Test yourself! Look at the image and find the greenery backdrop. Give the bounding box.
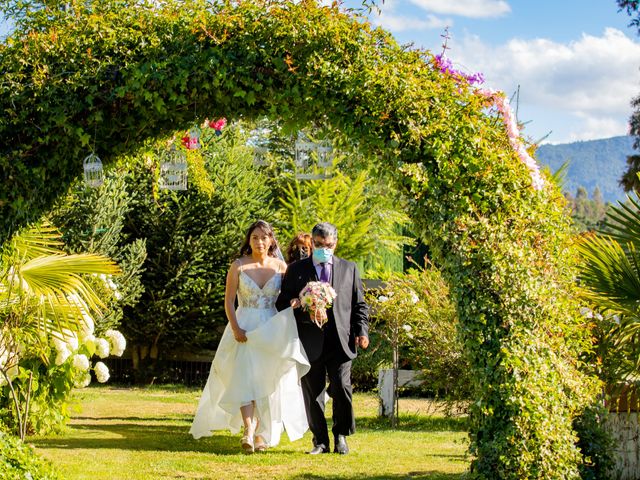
[0,0,605,478]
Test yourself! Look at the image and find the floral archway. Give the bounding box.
[0,0,599,477]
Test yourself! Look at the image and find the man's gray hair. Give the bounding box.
[312,222,338,239]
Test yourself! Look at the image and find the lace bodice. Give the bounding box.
[237,271,282,310]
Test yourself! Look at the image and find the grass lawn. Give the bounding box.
[31,386,470,480]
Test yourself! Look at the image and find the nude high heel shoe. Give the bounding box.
[254,435,268,452]
[241,430,254,454]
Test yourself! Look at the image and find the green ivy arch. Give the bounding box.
[0,0,600,477]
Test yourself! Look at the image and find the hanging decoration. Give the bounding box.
[181,126,202,150]
[477,88,545,191]
[294,136,333,180]
[316,141,334,168]
[294,139,315,168]
[159,146,188,191]
[83,153,104,188]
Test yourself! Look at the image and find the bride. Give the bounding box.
[190,220,309,453]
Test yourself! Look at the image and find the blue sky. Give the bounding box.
[2,1,639,144]
[356,0,640,144]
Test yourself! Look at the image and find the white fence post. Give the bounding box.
[378,369,424,417]
[378,369,395,417]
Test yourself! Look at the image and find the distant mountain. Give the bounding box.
[535,135,635,204]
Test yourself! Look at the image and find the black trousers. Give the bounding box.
[301,331,355,448]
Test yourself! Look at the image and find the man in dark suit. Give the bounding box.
[276,222,369,455]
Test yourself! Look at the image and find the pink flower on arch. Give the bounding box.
[477,88,545,191]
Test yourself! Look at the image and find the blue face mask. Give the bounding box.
[312,247,333,264]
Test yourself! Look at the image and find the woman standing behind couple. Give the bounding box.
[189,220,309,453]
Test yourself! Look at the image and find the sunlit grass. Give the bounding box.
[32,386,470,480]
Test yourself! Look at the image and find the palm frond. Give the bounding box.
[39,294,85,333]
[613,316,640,347]
[14,254,118,310]
[603,194,640,248]
[598,315,640,383]
[578,234,640,316]
[8,222,65,260]
[1,225,121,341]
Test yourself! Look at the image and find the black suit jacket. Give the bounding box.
[276,256,369,362]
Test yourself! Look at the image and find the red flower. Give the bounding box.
[208,118,227,131]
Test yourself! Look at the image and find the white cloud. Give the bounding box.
[370,0,452,32]
[409,0,510,18]
[566,115,629,142]
[449,28,640,142]
[372,12,451,32]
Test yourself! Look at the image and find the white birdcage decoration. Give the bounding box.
[294,140,316,170]
[294,137,333,180]
[83,153,104,188]
[159,147,188,191]
[316,142,334,168]
[253,146,269,166]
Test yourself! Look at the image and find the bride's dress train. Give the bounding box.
[189,272,310,446]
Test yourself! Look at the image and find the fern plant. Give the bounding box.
[277,170,412,265]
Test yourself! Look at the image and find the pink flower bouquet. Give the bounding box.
[299,281,337,328]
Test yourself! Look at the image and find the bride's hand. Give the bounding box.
[290,298,301,309]
[232,327,247,343]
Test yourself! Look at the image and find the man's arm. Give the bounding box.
[276,264,297,312]
[351,263,369,348]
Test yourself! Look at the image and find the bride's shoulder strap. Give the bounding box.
[277,258,288,274]
[233,257,245,272]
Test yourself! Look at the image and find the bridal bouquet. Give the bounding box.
[299,281,337,328]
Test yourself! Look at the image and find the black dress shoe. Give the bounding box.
[334,435,349,454]
[307,444,329,455]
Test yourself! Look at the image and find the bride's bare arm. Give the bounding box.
[225,260,247,342]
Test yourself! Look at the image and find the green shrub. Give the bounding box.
[0,360,74,437]
[49,172,147,332]
[364,266,471,405]
[351,330,391,392]
[0,224,123,437]
[276,169,412,267]
[1,328,125,436]
[0,426,59,479]
[573,405,617,480]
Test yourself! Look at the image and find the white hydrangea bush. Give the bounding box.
[104,330,126,357]
[49,308,127,388]
[0,268,129,436]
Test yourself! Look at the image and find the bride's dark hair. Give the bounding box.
[239,220,281,258]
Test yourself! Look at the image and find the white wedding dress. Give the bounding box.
[189,271,310,446]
